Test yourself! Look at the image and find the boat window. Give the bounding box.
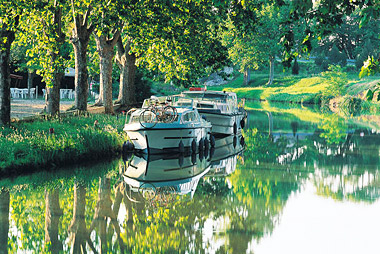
[129,115,140,123]
[203,94,226,101]
[182,112,198,122]
[196,103,215,109]
[217,105,228,112]
[183,93,203,99]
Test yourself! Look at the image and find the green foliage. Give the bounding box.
[359,56,380,79]
[16,1,70,88]
[243,128,287,162]
[321,65,348,97]
[0,114,126,175]
[317,114,348,144]
[340,95,363,116]
[120,0,230,86]
[220,3,285,76]
[328,45,347,67]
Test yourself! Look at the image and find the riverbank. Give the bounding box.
[208,71,380,107]
[0,114,127,177]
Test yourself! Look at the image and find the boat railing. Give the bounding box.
[169,96,196,108]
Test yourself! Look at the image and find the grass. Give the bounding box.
[206,68,380,105]
[0,114,127,177]
[221,76,329,103]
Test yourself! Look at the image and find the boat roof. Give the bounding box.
[130,106,196,116]
[182,90,236,98]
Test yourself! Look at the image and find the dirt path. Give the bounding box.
[11,99,74,120]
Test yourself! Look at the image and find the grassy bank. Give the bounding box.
[0,114,127,177]
[207,70,380,105]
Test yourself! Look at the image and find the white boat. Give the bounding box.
[123,98,212,154]
[177,89,247,136]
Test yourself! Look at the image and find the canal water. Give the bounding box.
[1,104,380,253]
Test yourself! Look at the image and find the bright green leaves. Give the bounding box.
[321,65,348,98]
[359,56,380,79]
[120,0,229,86]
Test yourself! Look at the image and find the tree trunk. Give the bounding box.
[72,39,89,111]
[243,66,250,86]
[0,190,10,254]
[44,5,65,116]
[116,38,137,107]
[27,71,34,98]
[268,56,275,86]
[94,32,120,114]
[45,189,63,254]
[70,7,94,111]
[45,72,63,115]
[0,29,15,126]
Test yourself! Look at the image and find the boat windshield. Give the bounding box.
[129,115,140,123]
[181,111,199,123]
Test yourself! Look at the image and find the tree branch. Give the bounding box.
[110,30,121,47]
[83,5,92,27]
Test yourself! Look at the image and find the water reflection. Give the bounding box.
[123,150,211,201]
[0,189,9,254]
[5,107,380,253]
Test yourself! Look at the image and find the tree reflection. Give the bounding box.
[89,177,125,253]
[68,182,97,254]
[0,189,9,254]
[44,188,63,254]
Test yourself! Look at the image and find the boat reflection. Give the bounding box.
[208,134,245,176]
[122,151,211,201]
[122,134,246,202]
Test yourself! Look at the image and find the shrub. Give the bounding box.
[321,65,348,98]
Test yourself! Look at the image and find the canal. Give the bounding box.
[1,104,380,253]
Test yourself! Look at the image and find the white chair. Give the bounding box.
[68,89,75,99]
[15,89,23,98]
[20,89,28,99]
[29,88,36,98]
[10,88,17,98]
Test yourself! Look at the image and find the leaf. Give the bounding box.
[366,89,374,101]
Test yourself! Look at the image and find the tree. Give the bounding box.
[70,1,95,111]
[20,0,70,115]
[10,40,40,98]
[93,31,120,114]
[292,57,299,75]
[114,0,230,108]
[91,1,122,114]
[0,1,22,125]
[328,44,347,66]
[281,0,378,69]
[221,3,302,86]
[115,36,137,107]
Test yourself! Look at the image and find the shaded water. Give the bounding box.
[2,104,380,253]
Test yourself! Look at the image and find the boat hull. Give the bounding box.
[124,123,211,154]
[199,110,246,136]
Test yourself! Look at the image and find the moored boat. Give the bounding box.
[177,88,247,137]
[123,97,212,154]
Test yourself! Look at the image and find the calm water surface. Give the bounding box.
[2,105,380,253]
